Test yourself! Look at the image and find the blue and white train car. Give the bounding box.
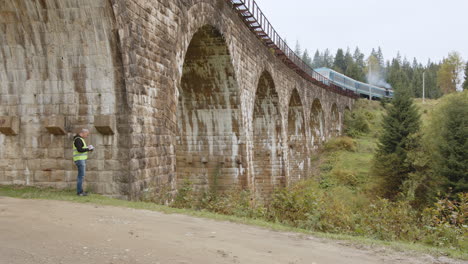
[315,68,393,99]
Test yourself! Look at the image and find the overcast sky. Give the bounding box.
[254,0,468,64]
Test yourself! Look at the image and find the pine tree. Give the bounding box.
[352,47,366,82]
[333,48,346,73]
[430,91,468,194]
[312,50,322,69]
[373,90,421,198]
[344,49,359,80]
[353,47,365,68]
[302,49,312,67]
[424,61,442,99]
[463,62,468,90]
[294,40,301,56]
[402,57,413,82]
[323,49,333,68]
[387,58,399,88]
[344,48,353,69]
[377,47,385,68]
[387,56,415,95]
[411,68,423,97]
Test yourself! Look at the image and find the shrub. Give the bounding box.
[343,99,384,137]
[172,179,196,209]
[359,198,422,241]
[324,137,357,152]
[427,91,468,195]
[170,180,466,250]
[171,181,265,218]
[344,109,371,137]
[330,169,359,187]
[421,193,468,248]
[379,97,392,108]
[267,183,320,227]
[311,192,358,233]
[199,188,259,217]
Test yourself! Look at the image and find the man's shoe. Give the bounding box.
[77,192,88,196]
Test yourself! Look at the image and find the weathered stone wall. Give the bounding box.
[252,71,284,196]
[176,25,243,192]
[0,0,129,195]
[287,89,307,183]
[0,0,353,199]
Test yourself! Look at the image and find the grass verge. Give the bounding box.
[1,184,466,260]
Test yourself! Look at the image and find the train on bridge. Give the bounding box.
[315,68,394,100]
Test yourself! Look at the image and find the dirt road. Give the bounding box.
[0,197,464,264]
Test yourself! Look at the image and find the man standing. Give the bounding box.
[73,128,94,196]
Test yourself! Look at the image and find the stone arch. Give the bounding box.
[330,103,340,137]
[287,88,307,182]
[176,25,243,192]
[176,2,242,94]
[310,99,325,148]
[253,71,284,197]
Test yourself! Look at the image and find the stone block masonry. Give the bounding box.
[0,0,130,195]
[44,115,66,135]
[0,116,19,135]
[0,0,353,199]
[94,115,116,135]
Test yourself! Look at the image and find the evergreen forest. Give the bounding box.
[295,43,467,97]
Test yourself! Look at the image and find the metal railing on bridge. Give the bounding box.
[226,0,358,99]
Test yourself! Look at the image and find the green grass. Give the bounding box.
[334,151,372,176]
[311,99,466,259]
[414,98,440,126]
[1,184,466,260]
[319,134,377,192]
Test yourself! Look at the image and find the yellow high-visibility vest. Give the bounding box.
[73,137,88,161]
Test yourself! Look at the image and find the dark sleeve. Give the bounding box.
[74,138,89,153]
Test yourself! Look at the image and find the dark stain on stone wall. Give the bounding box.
[288,89,307,181]
[177,25,244,192]
[253,71,284,197]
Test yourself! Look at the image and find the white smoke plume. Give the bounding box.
[367,69,392,89]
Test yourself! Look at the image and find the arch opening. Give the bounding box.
[176,25,243,192]
[310,99,325,148]
[253,71,284,197]
[287,89,307,181]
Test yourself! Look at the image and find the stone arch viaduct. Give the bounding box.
[0,0,354,199]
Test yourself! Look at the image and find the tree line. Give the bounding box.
[294,42,468,98]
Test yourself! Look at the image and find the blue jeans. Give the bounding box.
[75,160,86,194]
